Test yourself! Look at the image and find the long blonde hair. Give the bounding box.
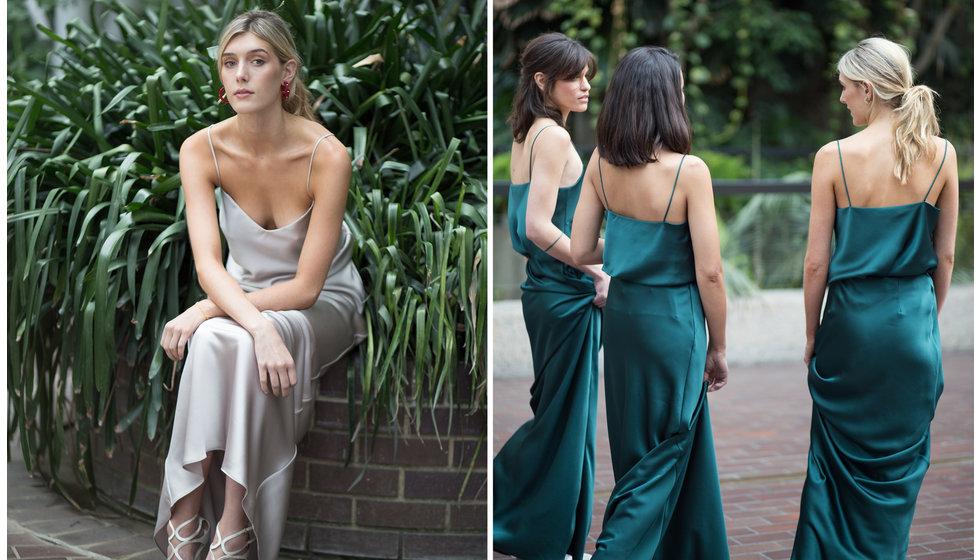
[217,10,317,121]
[837,37,939,184]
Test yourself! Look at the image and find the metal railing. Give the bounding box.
[493,178,974,198]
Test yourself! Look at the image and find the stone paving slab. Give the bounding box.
[493,351,973,559]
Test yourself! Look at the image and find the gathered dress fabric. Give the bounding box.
[493,126,601,560]
[791,141,948,559]
[154,128,368,560]
[591,156,729,560]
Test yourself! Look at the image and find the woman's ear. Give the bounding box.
[533,72,547,93]
[284,59,298,83]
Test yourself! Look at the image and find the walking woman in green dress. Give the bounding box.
[571,46,730,559]
[794,37,958,559]
[493,32,610,560]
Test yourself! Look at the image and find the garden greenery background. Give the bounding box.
[492,0,973,294]
[8,0,487,504]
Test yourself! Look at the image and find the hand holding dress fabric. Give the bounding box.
[591,270,610,308]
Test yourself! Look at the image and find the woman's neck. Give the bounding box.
[865,106,897,133]
[233,109,290,157]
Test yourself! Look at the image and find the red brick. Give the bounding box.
[356,499,446,530]
[405,469,486,500]
[298,430,351,461]
[292,459,308,490]
[453,439,487,469]
[402,532,486,559]
[309,463,398,497]
[358,435,450,467]
[309,525,399,558]
[314,399,351,430]
[288,492,352,523]
[449,503,486,531]
[279,521,308,552]
[418,406,485,437]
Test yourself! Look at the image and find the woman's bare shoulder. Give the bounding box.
[931,135,956,158]
[677,153,710,187]
[179,125,215,156]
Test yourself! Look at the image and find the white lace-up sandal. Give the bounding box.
[207,526,255,560]
[167,515,210,560]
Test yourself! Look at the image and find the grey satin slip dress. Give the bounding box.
[154,127,367,559]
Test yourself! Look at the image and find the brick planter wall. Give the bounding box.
[92,358,487,559]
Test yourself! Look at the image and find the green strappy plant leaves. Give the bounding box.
[8,0,486,506]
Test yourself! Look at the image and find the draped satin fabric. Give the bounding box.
[493,147,601,560]
[590,159,728,558]
[792,202,943,560]
[154,131,367,560]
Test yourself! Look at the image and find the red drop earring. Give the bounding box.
[280,81,291,99]
[218,87,229,104]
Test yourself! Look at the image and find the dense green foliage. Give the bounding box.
[8,0,486,503]
[494,1,972,289]
[494,0,972,150]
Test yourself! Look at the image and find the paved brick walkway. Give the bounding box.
[493,351,973,559]
[6,459,159,560]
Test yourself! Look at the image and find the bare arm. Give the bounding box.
[686,156,728,391]
[803,144,838,364]
[525,128,608,304]
[160,132,351,397]
[930,141,958,313]
[570,149,606,266]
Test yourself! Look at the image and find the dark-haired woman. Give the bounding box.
[792,37,957,559]
[155,10,366,560]
[493,32,609,560]
[571,46,729,558]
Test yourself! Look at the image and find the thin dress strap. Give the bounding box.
[923,139,948,202]
[306,133,336,198]
[527,124,557,181]
[597,158,610,209]
[206,125,222,188]
[836,140,851,207]
[663,154,686,221]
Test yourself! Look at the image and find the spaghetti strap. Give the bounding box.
[527,124,557,181]
[663,154,686,221]
[306,133,336,198]
[206,125,222,189]
[923,139,948,202]
[836,140,851,207]
[597,159,610,209]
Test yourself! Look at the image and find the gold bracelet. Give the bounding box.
[194,301,211,320]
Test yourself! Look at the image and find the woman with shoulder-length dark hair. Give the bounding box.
[493,32,609,560]
[154,10,367,560]
[793,36,957,559]
[571,46,729,558]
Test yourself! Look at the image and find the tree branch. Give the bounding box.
[914,1,959,76]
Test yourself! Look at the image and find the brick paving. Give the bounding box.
[6,459,159,560]
[493,351,973,559]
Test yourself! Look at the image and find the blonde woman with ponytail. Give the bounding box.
[154,10,367,560]
[794,37,957,559]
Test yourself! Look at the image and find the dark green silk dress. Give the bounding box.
[591,156,729,559]
[791,141,948,559]
[493,126,601,560]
